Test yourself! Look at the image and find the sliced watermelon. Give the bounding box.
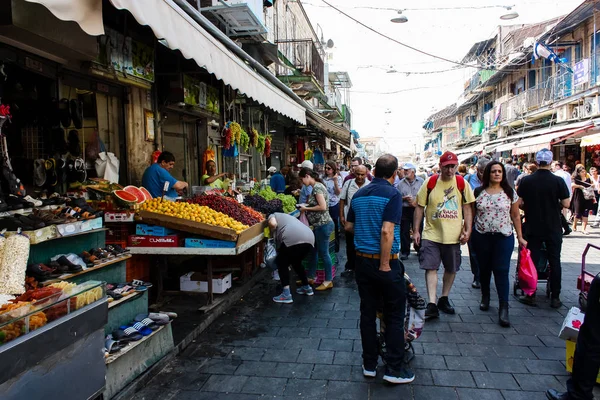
[139,186,153,201]
[123,185,146,204]
[113,190,138,207]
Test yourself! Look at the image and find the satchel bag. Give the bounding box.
[583,185,595,200]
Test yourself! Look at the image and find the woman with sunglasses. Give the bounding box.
[299,167,335,291]
[323,160,343,252]
[571,165,596,234]
[472,161,527,327]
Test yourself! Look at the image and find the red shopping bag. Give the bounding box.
[518,246,538,296]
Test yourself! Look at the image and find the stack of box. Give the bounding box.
[128,224,180,247]
[302,230,337,284]
[559,307,600,383]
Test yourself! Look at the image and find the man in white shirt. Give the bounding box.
[339,165,369,275]
[552,161,573,235]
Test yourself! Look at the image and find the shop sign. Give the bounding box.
[25,57,43,73]
[325,137,331,150]
[574,59,589,87]
[102,28,155,83]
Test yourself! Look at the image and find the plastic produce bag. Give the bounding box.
[299,212,309,227]
[95,152,120,183]
[264,239,277,271]
[518,246,538,296]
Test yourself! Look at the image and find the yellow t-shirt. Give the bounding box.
[416,176,475,244]
[202,174,224,189]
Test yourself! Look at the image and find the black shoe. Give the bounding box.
[480,294,490,311]
[437,296,455,314]
[550,298,562,309]
[383,365,415,384]
[425,302,439,319]
[562,228,572,236]
[517,295,537,307]
[545,389,570,400]
[400,254,409,261]
[472,280,481,289]
[498,301,510,327]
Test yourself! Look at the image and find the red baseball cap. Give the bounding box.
[439,151,458,167]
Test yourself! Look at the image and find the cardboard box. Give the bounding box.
[6,225,58,244]
[180,272,232,294]
[57,221,82,236]
[128,235,180,247]
[104,212,135,223]
[81,217,103,232]
[566,339,600,383]
[559,307,585,341]
[185,238,236,249]
[136,223,176,236]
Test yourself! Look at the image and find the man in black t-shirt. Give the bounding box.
[517,149,570,308]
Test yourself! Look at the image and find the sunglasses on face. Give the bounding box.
[442,164,457,169]
[325,167,332,170]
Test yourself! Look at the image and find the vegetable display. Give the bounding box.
[256,134,266,153]
[256,187,297,213]
[243,195,283,215]
[239,128,250,152]
[264,135,272,157]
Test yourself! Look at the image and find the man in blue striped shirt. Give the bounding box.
[346,154,414,385]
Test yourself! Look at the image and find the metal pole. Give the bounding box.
[594,8,597,86]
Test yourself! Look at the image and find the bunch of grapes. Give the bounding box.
[251,128,259,147]
[230,122,242,144]
[190,195,262,226]
[243,195,283,214]
[222,196,264,221]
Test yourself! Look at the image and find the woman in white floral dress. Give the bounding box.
[472,161,527,327]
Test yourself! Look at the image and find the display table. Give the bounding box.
[127,232,264,306]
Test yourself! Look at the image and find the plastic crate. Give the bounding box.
[314,265,337,285]
[136,224,177,236]
[126,255,152,282]
[302,251,337,271]
[106,222,133,247]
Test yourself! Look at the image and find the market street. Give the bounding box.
[131,230,600,400]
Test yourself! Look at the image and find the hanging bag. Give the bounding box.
[518,246,538,296]
[264,238,278,271]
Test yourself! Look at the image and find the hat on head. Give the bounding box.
[439,151,459,167]
[298,160,313,169]
[267,166,277,173]
[535,148,553,165]
[403,162,417,170]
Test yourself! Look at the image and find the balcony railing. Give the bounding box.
[276,39,325,88]
[327,86,343,113]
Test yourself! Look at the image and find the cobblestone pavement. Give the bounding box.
[133,228,600,400]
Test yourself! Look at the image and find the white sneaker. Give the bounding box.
[362,364,376,378]
[24,195,42,207]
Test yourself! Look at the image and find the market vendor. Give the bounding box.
[202,160,229,189]
[142,151,188,198]
[269,166,286,194]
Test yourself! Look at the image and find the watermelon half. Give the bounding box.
[123,185,146,204]
[113,190,138,207]
[139,186,153,201]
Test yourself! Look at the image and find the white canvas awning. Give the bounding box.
[581,133,600,147]
[109,0,306,124]
[511,123,594,155]
[24,0,105,35]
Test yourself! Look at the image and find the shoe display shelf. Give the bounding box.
[26,227,174,399]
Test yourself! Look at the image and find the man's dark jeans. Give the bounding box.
[526,231,562,298]
[467,237,480,282]
[568,274,600,400]
[345,231,356,271]
[400,207,421,256]
[355,256,405,370]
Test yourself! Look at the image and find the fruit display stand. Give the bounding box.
[129,210,266,308]
[23,225,174,399]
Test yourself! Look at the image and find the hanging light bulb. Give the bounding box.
[391,10,408,23]
[500,6,519,20]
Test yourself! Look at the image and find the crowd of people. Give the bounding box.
[265,150,598,396]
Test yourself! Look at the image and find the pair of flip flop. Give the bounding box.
[104,337,127,355]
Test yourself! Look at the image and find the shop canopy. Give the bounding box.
[511,123,594,155]
[581,133,600,147]
[306,111,352,148]
[31,0,307,124]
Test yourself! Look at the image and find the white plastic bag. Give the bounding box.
[95,152,120,183]
[264,239,277,270]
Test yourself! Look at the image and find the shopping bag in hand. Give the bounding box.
[264,239,278,270]
[518,246,538,296]
[299,212,309,226]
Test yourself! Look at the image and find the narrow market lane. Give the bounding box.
[131,230,600,400]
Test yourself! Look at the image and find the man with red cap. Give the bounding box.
[413,151,475,319]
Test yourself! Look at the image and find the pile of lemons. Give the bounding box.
[141,198,248,234]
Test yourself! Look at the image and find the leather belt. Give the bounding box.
[356,251,399,260]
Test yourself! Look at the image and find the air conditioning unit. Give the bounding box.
[572,105,585,120]
[584,97,599,117]
[556,105,570,123]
